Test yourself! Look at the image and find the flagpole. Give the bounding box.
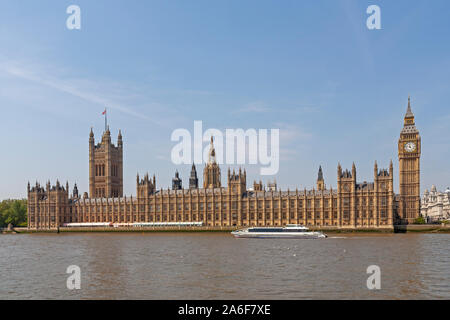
[105,108,107,131]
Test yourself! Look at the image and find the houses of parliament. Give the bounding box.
[27,97,422,230]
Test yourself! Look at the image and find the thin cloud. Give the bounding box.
[235,100,320,115]
[235,101,271,114]
[0,60,165,126]
[275,122,312,143]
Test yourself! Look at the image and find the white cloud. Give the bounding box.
[235,101,271,113]
[274,122,312,144]
[0,59,181,127]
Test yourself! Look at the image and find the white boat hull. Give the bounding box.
[232,231,327,239]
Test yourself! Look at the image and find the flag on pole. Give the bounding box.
[102,108,107,131]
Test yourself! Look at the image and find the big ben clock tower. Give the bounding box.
[398,96,421,224]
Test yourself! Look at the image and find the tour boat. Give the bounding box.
[231,224,327,239]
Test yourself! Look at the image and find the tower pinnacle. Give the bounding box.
[405,95,414,118]
[317,165,325,191]
[208,136,216,164]
[317,165,324,181]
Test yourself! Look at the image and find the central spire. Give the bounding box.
[208,136,216,164]
[203,136,221,189]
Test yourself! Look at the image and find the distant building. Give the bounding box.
[421,186,450,222]
[27,97,422,229]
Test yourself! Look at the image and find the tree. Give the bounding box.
[0,199,27,227]
[414,216,426,225]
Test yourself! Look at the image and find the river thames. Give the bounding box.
[0,233,449,299]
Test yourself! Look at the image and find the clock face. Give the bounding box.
[404,142,416,152]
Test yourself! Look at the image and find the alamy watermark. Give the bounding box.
[171,121,279,175]
[66,5,81,30]
[66,5,380,31]
[366,5,381,30]
[366,265,381,290]
[66,265,81,290]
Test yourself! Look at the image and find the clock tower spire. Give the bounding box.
[398,96,421,224]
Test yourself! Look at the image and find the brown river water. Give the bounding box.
[0,233,449,299]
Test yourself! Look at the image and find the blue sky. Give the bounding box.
[1,0,449,200]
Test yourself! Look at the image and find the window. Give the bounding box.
[343,210,350,219]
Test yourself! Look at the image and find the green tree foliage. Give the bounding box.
[414,216,426,225]
[0,199,27,227]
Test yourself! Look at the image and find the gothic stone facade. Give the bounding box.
[27,98,421,229]
[421,186,450,222]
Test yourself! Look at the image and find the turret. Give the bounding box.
[317,165,325,191]
[374,160,378,177]
[89,127,94,145]
[253,180,263,191]
[189,163,199,189]
[118,129,123,148]
[172,170,182,190]
[227,167,247,195]
[352,162,357,181]
[136,172,156,197]
[203,136,221,189]
[73,183,79,198]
